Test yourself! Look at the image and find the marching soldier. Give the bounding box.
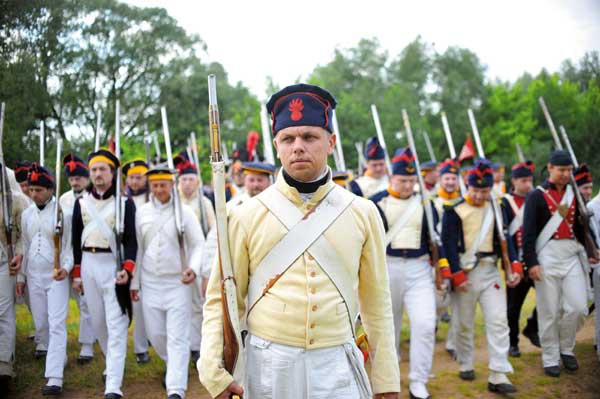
[503,161,539,357]
[71,149,137,399]
[0,165,29,388]
[442,159,522,394]
[586,171,600,363]
[15,160,32,199]
[131,166,205,399]
[431,158,462,360]
[173,155,215,365]
[60,153,96,364]
[199,83,399,399]
[350,136,389,198]
[522,150,594,377]
[420,161,438,197]
[370,147,449,399]
[574,163,593,202]
[16,164,72,395]
[122,159,151,364]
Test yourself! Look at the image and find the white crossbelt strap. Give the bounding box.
[81,195,118,256]
[249,185,356,332]
[461,203,494,271]
[384,194,421,247]
[505,195,525,236]
[142,210,174,250]
[535,184,574,253]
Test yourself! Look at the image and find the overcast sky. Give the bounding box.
[126,0,599,99]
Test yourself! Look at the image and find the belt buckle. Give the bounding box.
[92,247,96,253]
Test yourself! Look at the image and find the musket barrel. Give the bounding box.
[332,110,346,171]
[441,111,457,159]
[260,105,275,165]
[95,110,102,152]
[370,104,393,173]
[467,109,485,158]
[40,121,45,167]
[559,125,579,167]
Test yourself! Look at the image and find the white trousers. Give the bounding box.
[0,262,15,363]
[387,256,436,385]
[593,266,600,357]
[245,334,371,399]
[70,287,95,351]
[190,281,203,352]
[142,274,191,397]
[81,252,129,395]
[535,239,588,367]
[133,293,148,354]
[445,292,458,352]
[26,260,70,380]
[455,260,513,373]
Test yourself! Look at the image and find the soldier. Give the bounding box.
[492,163,507,195]
[503,161,539,358]
[574,163,593,202]
[71,149,137,399]
[131,166,204,399]
[431,158,462,359]
[122,159,151,364]
[199,83,399,399]
[349,136,389,198]
[14,160,32,199]
[522,150,595,377]
[60,153,96,364]
[420,161,438,197]
[15,164,72,395]
[586,170,600,363]
[0,165,29,389]
[173,155,215,365]
[370,147,449,399]
[442,158,523,394]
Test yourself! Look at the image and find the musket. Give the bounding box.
[260,105,275,165]
[161,107,187,272]
[190,132,210,237]
[143,125,151,201]
[207,74,244,390]
[355,141,366,174]
[559,125,578,167]
[515,143,526,163]
[370,104,393,173]
[152,132,162,165]
[40,121,45,167]
[94,110,102,152]
[467,108,515,280]
[402,110,443,290]
[422,131,436,162]
[332,110,347,172]
[538,97,598,258]
[0,103,14,264]
[53,137,63,277]
[441,111,467,196]
[114,100,124,272]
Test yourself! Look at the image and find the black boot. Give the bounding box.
[135,351,150,364]
[544,366,560,377]
[509,345,521,358]
[459,370,475,381]
[41,385,62,396]
[560,354,579,372]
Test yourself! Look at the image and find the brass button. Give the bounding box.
[310,323,316,329]
[310,287,316,294]
[312,305,318,312]
[309,338,315,345]
[307,254,314,261]
[310,271,316,277]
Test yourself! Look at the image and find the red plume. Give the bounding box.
[108,136,116,154]
[246,131,260,162]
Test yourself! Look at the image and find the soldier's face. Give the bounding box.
[511,176,533,196]
[178,174,198,197]
[68,176,89,193]
[29,186,53,206]
[244,173,271,197]
[366,159,387,179]
[423,170,438,185]
[493,168,505,183]
[274,126,335,182]
[126,173,147,192]
[580,183,593,202]
[19,181,30,197]
[547,164,573,186]
[390,175,417,199]
[150,180,174,204]
[440,173,458,193]
[467,186,492,206]
[90,162,114,191]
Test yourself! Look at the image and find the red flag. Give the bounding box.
[108,136,116,154]
[459,136,475,161]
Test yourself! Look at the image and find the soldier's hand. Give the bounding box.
[457,280,471,292]
[215,381,244,399]
[8,254,23,276]
[506,272,522,288]
[115,270,129,285]
[528,265,542,282]
[15,282,25,297]
[375,393,398,399]
[54,268,68,281]
[72,279,83,294]
[130,289,140,302]
[181,268,196,284]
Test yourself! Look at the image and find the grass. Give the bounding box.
[8,288,600,398]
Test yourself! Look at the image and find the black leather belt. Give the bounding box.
[82,246,111,253]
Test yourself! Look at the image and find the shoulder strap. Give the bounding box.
[461,202,494,270]
[383,195,422,246]
[249,185,356,332]
[81,195,117,256]
[535,185,574,253]
[505,194,525,236]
